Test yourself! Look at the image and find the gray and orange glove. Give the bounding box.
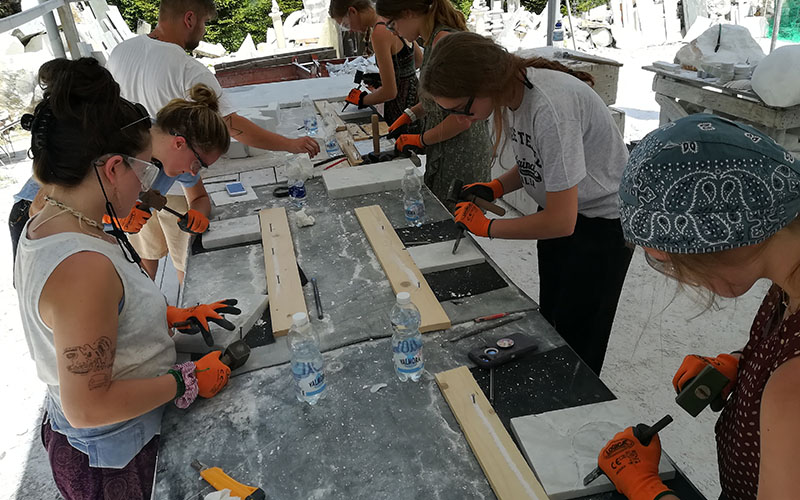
[395,134,424,154]
[177,209,209,235]
[194,350,230,398]
[387,111,413,139]
[454,201,493,238]
[462,179,505,202]
[102,202,151,233]
[345,88,368,109]
[598,427,674,500]
[167,299,241,347]
[673,353,739,410]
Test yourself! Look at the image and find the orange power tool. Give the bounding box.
[192,459,266,500]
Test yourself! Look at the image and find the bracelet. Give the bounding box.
[172,361,199,409]
[167,369,185,399]
[420,131,427,147]
[404,108,417,122]
[487,219,495,239]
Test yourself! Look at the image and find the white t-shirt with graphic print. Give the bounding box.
[510,67,628,219]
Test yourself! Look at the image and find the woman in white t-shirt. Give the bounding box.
[420,32,632,375]
[16,58,238,500]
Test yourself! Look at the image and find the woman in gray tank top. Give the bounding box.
[15,58,239,500]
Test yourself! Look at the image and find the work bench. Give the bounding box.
[152,80,705,499]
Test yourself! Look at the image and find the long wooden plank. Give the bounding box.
[335,130,363,166]
[435,367,550,500]
[354,205,450,332]
[347,123,371,141]
[314,100,347,132]
[360,121,389,138]
[259,207,307,336]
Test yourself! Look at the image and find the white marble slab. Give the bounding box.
[407,239,484,273]
[239,168,277,187]
[322,158,415,199]
[510,400,675,500]
[225,75,353,109]
[210,184,259,206]
[174,293,268,354]
[223,139,249,159]
[202,214,262,250]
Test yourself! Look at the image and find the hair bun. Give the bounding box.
[20,113,34,131]
[188,83,220,114]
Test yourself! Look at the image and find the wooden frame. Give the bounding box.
[435,366,549,500]
[354,205,450,333]
[259,207,307,336]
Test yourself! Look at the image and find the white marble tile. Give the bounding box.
[202,214,262,250]
[510,400,676,500]
[239,168,277,187]
[322,158,415,199]
[407,239,484,273]
[210,184,259,206]
[223,139,249,159]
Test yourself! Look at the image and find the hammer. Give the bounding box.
[139,189,201,235]
[219,339,251,371]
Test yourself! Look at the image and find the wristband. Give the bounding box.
[487,219,495,239]
[404,108,417,122]
[420,131,427,147]
[172,361,199,409]
[167,369,185,399]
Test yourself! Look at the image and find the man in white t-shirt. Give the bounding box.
[108,0,319,158]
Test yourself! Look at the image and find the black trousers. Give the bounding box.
[9,199,31,282]
[537,213,633,375]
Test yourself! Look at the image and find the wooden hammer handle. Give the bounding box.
[468,195,506,216]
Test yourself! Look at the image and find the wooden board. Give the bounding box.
[354,205,450,332]
[347,123,371,141]
[360,121,390,138]
[259,208,307,336]
[435,366,550,500]
[314,100,346,132]
[335,130,363,166]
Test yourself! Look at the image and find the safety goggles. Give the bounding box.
[121,154,160,191]
[438,96,475,117]
[337,13,352,32]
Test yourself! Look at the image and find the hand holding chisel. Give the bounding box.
[139,189,209,234]
[586,415,675,500]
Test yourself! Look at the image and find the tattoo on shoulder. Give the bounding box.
[63,336,115,375]
[224,115,243,137]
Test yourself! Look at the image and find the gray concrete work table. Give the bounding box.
[155,178,704,499]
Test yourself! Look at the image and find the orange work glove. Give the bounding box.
[194,351,230,398]
[454,202,493,238]
[177,209,209,235]
[102,202,151,233]
[598,427,673,500]
[345,88,368,109]
[167,299,241,347]
[388,112,412,133]
[462,179,505,202]
[395,134,424,154]
[672,353,739,399]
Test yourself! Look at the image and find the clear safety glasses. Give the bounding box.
[121,155,160,191]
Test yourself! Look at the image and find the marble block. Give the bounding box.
[258,102,280,119]
[407,239,484,273]
[223,139,249,159]
[510,400,676,500]
[210,184,259,206]
[322,158,415,199]
[239,168,277,187]
[202,214,262,250]
[174,293,269,354]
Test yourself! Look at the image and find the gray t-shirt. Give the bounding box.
[510,67,628,219]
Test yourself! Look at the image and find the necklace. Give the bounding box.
[43,196,105,230]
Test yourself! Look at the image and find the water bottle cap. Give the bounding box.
[396,292,411,305]
[292,312,309,326]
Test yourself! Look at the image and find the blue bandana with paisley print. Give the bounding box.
[619,114,800,254]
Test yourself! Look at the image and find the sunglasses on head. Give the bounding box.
[120,99,151,131]
[438,96,475,117]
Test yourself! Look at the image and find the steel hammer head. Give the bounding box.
[138,189,168,211]
[219,340,251,371]
[446,178,465,205]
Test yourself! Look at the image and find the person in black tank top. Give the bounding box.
[329,0,421,125]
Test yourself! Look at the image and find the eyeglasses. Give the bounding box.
[438,96,475,117]
[171,131,208,175]
[337,13,352,32]
[120,155,160,191]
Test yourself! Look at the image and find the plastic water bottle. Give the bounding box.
[390,292,423,382]
[288,312,326,404]
[401,166,425,226]
[287,176,306,209]
[323,123,339,157]
[301,94,318,136]
[553,21,564,47]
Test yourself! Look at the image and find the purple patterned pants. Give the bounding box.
[41,417,159,500]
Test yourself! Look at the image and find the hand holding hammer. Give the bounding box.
[139,189,209,235]
[446,178,506,254]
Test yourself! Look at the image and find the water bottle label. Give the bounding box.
[292,361,326,396]
[305,117,318,132]
[288,181,306,199]
[404,201,424,222]
[393,338,423,373]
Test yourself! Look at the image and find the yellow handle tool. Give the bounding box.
[192,460,266,500]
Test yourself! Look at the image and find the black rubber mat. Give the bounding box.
[425,262,508,301]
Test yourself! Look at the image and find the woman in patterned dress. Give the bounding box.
[596,114,800,500]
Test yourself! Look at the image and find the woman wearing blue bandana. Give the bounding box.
[597,114,800,500]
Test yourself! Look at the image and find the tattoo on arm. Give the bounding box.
[224,115,244,138]
[88,374,110,390]
[63,336,115,376]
